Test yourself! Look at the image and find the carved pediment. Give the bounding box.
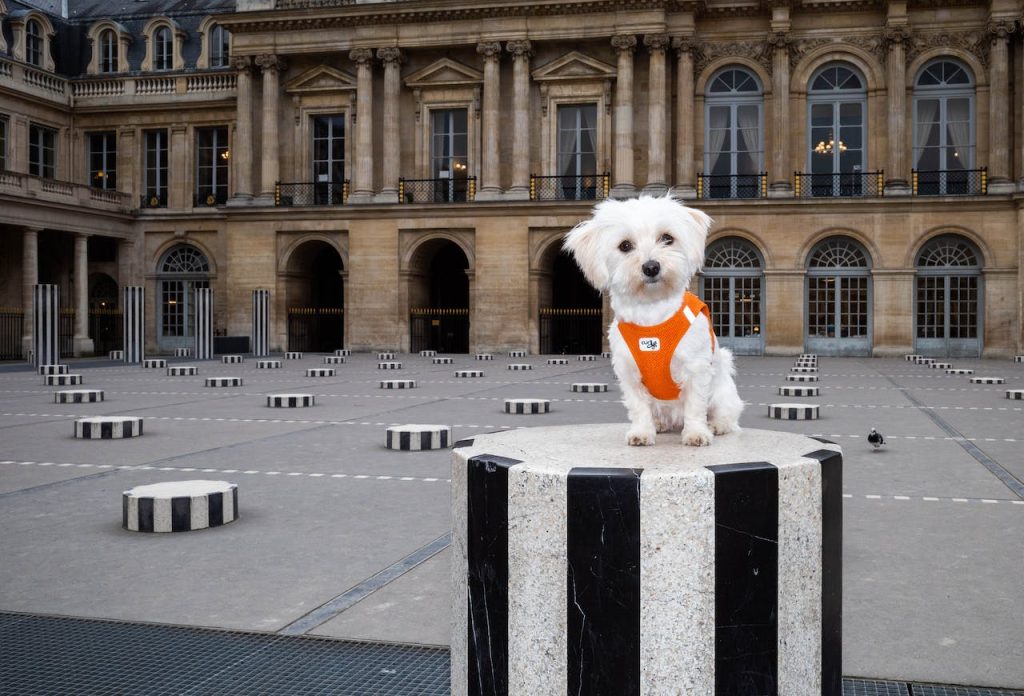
[531,51,617,83]
[284,65,357,94]
[404,58,483,88]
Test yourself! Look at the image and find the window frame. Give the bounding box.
[912,58,975,173]
[154,26,173,71]
[88,131,117,190]
[99,29,118,73]
[26,19,43,67]
[805,63,868,175]
[311,114,345,203]
[144,129,169,207]
[703,67,765,177]
[194,126,230,205]
[210,25,230,68]
[28,123,57,179]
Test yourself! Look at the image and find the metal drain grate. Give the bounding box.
[911,686,1024,696]
[845,679,910,695]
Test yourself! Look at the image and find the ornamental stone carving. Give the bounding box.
[377,47,404,65]
[986,19,1014,43]
[255,54,287,73]
[349,48,374,65]
[506,40,533,59]
[907,30,988,69]
[611,34,637,55]
[231,55,253,72]
[693,40,772,77]
[644,34,669,53]
[671,35,696,56]
[882,25,911,49]
[477,41,502,60]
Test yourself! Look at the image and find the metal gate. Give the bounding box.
[410,308,469,354]
[539,308,603,355]
[287,307,343,352]
[89,308,123,355]
[0,308,23,360]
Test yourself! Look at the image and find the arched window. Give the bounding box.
[158,245,211,348]
[806,237,872,355]
[704,67,763,199]
[26,19,43,66]
[807,63,867,192]
[913,59,975,195]
[99,29,118,73]
[210,24,230,68]
[701,237,764,355]
[915,234,982,357]
[154,26,173,71]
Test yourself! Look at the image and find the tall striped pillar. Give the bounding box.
[122,286,145,364]
[453,425,843,695]
[251,288,270,357]
[195,287,213,360]
[32,284,59,367]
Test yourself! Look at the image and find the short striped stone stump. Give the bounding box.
[1015,356,1023,363]
[174,348,192,357]
[601,351,612,358]
[123,480,238,533]
[386,424,451,450]
[377,352,396,360]
[433,357,454,365]
[324,356,346,364]
[791,366,818,374]
[508,363,532,371]
[75,416,143,439]
[778,385,819,397]
[571,382,609,393]
[930,362,953,370]
[455,370,484,378]
[1006,389,1023,400]
[509,350,527,358]
[795,358,817,364]
[547,358,570,365]
[504,398,551,415]
[306,368,335,377]
[221,355,244,364]
[420,350,437,357]
[285,351,303,360]
[475,353,494,361]
[378,362,402,370]
[55,389,104,404]
[786,373,819,382]
[167,365,198,376]
[257,359,282,369]
[142,358,167,369]
[769,403,820,420]
[45,374,83,386]
[946,368,973,375]
[970,376,1004,384]
[577,355,598,361]
[38,364,69,376]
[453,426,842,695]
[205,377,242,387]
[335,349,351,357]
[267,393,314,408]
[380,379,416,389]
[915,357,935,365]
[109,350,124,360]
[799,353,818,360]
[905,354,923,362]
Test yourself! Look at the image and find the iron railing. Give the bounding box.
[912,168,987,196]
[140,191,167,208]
[530,173,610,201]
[399,177,476,204]
[794,171,884,198]
[275,180,350,206]
[539,307,603,355]
[287,307,343,353]
[0,308,23,360]
[89,308,123,354]
[696,172,767,200]
[193,190,228,207]
[410,307,470,354]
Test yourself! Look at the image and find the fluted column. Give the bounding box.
[672,36,696,198]
[21,227,39,357]
[767,32,792,196]
[73,233,94,355]
[477,41,503,200]
[256,54,286,203]
[611,34,637,198]
[644,34,669,194]
[986,20,1013,192]
[884,26,911,194]
[377,47,404,203]
[507,39,532,200]
[350,48,375,203]
[229,56,254,202]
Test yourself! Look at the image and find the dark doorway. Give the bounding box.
[89,273,121,354]
[409,240,470,353]
[286,241,344,352]
[540,250,603,354]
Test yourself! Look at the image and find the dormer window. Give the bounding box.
[26,19,43,66]
[210,25,230,68]
[154,26,172,71]
[99,29,118,73]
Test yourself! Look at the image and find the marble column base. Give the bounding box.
[669,184,697,200]
[883,182,912,196]
[474,188,504,201]
[225,194,255,207]
[987,178,1015,194]
[504,187,530,201]
[609,184,637,200]
[641,183,669,197]
[452,425,843,695]
[374,190,399,204]
[767,183,794,198]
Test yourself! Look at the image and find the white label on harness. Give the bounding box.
[638,337,660,351]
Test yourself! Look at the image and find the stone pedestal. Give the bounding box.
[452,425,842,695]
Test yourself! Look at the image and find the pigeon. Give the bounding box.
[867,428,885,449]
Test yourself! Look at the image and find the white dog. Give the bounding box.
[563,195,744,447]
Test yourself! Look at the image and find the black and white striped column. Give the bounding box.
[452,425,843,695]
[251,288,270,357]
[122,286,145,364]
[32,284,59,367]
[195,287,213,360]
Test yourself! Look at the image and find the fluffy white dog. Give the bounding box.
[564,195,744,447]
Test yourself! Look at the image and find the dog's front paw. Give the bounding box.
[654,418,670,433]
[681,428,713,447]
[626,428,656,446]
[710,419,737,436]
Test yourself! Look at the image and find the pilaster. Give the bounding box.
[643,34,669,195]
[767,30,793,197]
[255,54,287,204]
[349,48,376,204]
[986,19,1014,192]
[21,227,39,357]
[228,56,255,203]
[477,41,503,200]
[611,34,637,199]
[672,36,696,199]
[507,40,533,200]
[883,25,911,195]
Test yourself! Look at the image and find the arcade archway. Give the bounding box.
[408,239,470,353]
[539,248,602,355]
[285,240,344,352]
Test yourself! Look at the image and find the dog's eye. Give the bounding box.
[660,233,674,245]
[618,240,634,253]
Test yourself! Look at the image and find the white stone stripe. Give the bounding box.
[153,497,173,533]
[190,494,209,530]
[127,495,139,531]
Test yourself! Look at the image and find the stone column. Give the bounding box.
[229,56,254,203]
[672,36,696,198]
[255,54,286,203]
[883,26,911,195]
[611,34,637,198]
[73,233,94,355]
[986,20,1014,192]
[349,49,376,203]
[21,227,39,357]
[477,41,503,200]
[377,47,404,203]
[644,35,669,195]
[168,125,187,209]
[767,32,793,197]
[116,127,136,199]
[507,40,533,200]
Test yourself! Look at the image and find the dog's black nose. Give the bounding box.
[642,260,661,278]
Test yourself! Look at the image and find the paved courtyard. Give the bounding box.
[0,351,1022,692]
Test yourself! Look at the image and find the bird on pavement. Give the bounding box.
[868,428,885,449]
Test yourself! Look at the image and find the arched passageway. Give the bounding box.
[408,239,470,353]
[286,241,344,352]
[88,272,120,354]
[539,249,603,354]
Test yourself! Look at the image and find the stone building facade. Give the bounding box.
[1,0,1023,358]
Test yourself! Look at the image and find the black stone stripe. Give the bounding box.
[440,430,449,448]
[122,495,128,530]
[385,430,394,449]
[420,431,432,450]
[400,431,411,450]
[707,462,779,696]
[466,454,522,696]
[804,449,843,696]
[171,496,191,532]
[453,438,474,449]
[566,467,642,696]
[138,498,154,533]
[208,492,224,527]
[232,486,239,521]
[101,421,113,439]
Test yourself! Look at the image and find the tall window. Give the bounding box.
[0,116,7,171]
[806,237,872,355]
[195,126,229,205]
[88,132,117,190]
[808,63,866,194]
[704,68,763,198]
[99,29,118,73]
[915,235,981,357]
[26,19,43,67]
[210,25,230,68]
[144,129,168,207]
[701,237,764,355]
[431,109,468,202]
[158,245,210,345]
[914,59,974,195]
[28,124,56,178]
[154,26,172,71]
[556,104,598,200]
[312,115,344,204]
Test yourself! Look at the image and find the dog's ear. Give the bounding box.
[563,219,610,291]
[685,207,713,243]
[680,206,713,269]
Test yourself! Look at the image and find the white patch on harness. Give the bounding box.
[638,337,660,352]
[682,305,697,323]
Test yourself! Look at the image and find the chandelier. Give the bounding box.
[814,135,847,155]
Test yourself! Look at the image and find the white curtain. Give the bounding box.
[705,106,729,174]
[914,98,939,167]
[945,98,971,170]
[736,105,760,174]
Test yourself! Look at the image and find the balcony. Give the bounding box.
[275,181,350,206]
[794,171,884,199]
[139,192,168,209]
[696,172,767,200]
[193,190,228,207]
[0,170,132,212]
[912,168,987,196]
[530,173,609,201]
[399,177,476,204]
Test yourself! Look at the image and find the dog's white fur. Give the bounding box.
[563,195,744,447]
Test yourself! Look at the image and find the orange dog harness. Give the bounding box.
[616,292,716,401]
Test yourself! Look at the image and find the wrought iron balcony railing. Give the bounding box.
[275,180,350,206]
[530,173,610,201]
[696,172,767,200]
[399,177,476,203]
[140,191,167,208]
[912,168,987,196]
[794,171,884,198]
[193,190,228,207]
